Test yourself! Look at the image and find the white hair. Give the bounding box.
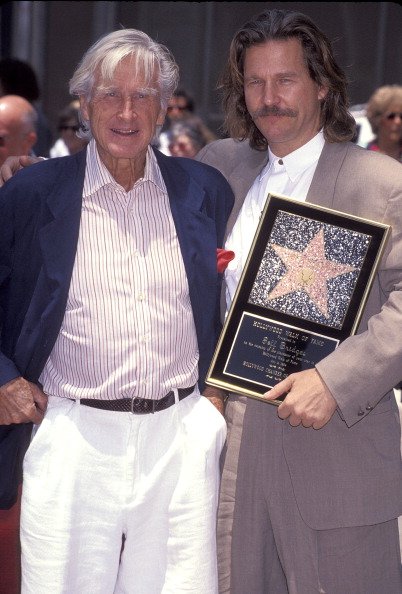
[69,28,179,140]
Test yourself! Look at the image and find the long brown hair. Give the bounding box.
[220,9,356,150]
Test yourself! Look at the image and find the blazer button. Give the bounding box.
[358,409,365,416]
[366,404,373,411]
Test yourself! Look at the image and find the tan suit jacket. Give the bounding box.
[198,138,402,589]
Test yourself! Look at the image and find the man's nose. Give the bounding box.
[261,82,279,105]
[118,96,138,118]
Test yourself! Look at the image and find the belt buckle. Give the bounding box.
[130,397,155,414]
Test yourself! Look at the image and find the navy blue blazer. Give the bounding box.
[0,147,234,508]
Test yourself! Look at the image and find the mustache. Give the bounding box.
[251,106,298,119]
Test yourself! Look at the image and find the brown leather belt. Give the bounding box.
[78,385,195,414]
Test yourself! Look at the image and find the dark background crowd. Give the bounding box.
[0,1,401,157]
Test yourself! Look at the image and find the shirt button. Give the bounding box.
[137,293,145,301]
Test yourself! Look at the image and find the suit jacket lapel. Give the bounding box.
[18,151,87,378]
[307,141,349,208]
[40,153,86,292]
[154,150,210,287]
[225,149,267,238]
[154,150,219,351]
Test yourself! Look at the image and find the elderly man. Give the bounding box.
[197,8,402,594]
[0,95,37,166]
[0,29,233,593]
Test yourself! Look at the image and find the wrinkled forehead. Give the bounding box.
[94,52,160,90]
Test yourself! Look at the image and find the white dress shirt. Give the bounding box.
[225,131,325,309]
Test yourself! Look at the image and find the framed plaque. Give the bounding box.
[206,193,390,404]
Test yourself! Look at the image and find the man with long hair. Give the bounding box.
[198,9,402,593]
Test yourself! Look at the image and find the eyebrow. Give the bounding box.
[244,70,299,80]
[96,85,158,94]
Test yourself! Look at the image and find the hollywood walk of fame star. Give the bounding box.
[268,228,356,317]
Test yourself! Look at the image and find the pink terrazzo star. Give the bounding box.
[268,228,356,317]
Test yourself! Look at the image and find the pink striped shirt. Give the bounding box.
[39,140,199,400]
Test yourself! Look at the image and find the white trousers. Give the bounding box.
[21,391,226,594]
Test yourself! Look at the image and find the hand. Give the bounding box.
[0,155,43,187]
[0,377,48,425]
[202,385,226,415]
[263,368,337,430]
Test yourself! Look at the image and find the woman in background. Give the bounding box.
[366,85,402,162]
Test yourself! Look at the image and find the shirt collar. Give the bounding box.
[261,130,325,183]
[83,140,166,197]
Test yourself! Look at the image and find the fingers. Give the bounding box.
[30,404,46,425]
[20,155,43,167]
[203,386,226,415]
[311,416,331,431]
[263,370,337,430]
[31,390,48,423]
[284,412,302,427]
[0,377,47,425]
[278,402,315,428]
[289,416,324,429]
[277,396,332,429]
[263,376,292,401]
[0,161,15,186]
[0,155,42,187]
[32,385,48,412]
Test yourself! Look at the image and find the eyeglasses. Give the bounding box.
[59,125,80,132]
[385,112,402,121]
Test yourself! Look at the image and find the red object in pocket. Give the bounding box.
[216,248,235,273]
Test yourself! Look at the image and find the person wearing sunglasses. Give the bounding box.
[166,89,194,121]
[366,85,402,162]
[157,88,216,155]
[49,100,88,157]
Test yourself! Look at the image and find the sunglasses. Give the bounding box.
[59,125,80,132]
[385,112,402,121]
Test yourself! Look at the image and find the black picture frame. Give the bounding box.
[206,193,390,404]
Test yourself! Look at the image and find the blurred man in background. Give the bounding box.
[0,95,37,166]
[0,59,52,157]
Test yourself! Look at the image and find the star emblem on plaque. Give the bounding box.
[268,228,356,318]
[248,216,366,328]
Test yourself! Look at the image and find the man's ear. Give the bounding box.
[24,131,37,153]
[157,108,167,127]
[79,96,90,121]
[318,84,328,102]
